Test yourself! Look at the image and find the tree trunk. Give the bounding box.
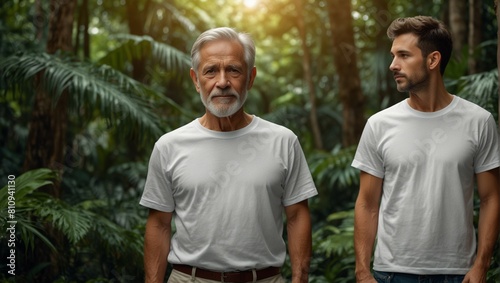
[294,0,323,150]
[24,2,75,279]
[326,0,365,147]
[468,0,482,74]
[125,0,152,161]
[75,0,90,59]
[449,0,468,59]
[496,0,500,126]
[24,0,76,187]
[372,0,399,107]
[34,0,45,42]
[126,0,151,84]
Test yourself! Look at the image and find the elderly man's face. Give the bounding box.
[190,39,256,118]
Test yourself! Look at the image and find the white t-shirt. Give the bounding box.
[140,116,318,271]
[352,96,500,275]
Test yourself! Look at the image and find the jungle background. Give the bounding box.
[0,0,499,282]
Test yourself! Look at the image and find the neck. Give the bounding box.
[407,78,452,112]
[199,110,253,131]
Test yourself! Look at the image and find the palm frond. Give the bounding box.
[457,69,498,107]
[92,215,143,254]
[0,168,56,211]
[309,145,358,190]
[16,217,57,253]
[33,197,93,244]
[98,34,191,72]
[0,169,58,252]
[159,2,196,32]
[0,52,164,140]
[455,69,498,120]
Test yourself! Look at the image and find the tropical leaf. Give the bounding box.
[91,214,143,255]
[0,52,164,141]
[33,197,94,244]
[98,34,191,72]
[0,169,58,252]
[327,209,354,222]
[312,209,356,281]
[0,168,56,212]
[16,216,57,253]
[309,145,359,190]
[159,2,196,32]
[455,68,498,120]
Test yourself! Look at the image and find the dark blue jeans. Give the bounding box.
[373,271,465,283]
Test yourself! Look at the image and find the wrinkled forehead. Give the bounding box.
[199,40,246,64]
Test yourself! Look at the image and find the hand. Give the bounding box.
[462,266,487,283]
[357,278,377,283]
[356,272,377,283]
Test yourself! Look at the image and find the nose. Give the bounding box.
[389,57,399,72]
[216,72,230,88]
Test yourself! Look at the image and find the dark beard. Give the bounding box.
[397,65,429,93]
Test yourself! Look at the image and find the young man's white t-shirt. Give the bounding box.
[140,116,318,271]
[352,95,500,275]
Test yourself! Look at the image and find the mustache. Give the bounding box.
[209,89,240,98]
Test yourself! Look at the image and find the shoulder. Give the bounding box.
[454,96,494,120]
[254,117,298,140]
[155,120,198,146]
[366,100,406,125]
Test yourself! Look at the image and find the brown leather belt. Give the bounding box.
[173,264,281,282]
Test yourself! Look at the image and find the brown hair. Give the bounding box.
[387,16,453,75]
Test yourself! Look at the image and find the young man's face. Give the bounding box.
[190,39,256,118]
[389,33,429,93]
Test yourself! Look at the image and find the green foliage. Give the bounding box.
[310,210,355,283]
[308,145,359,221]
[0,0,499,281]
[301,145,359,282]
[0,168,147,282]
[0,169,58,253]
[455,69,499,121]
[0,169,56,209]
[98,34,191,73]
[450,68,500,283]
[0,52,163,142]
[310,145,358,192]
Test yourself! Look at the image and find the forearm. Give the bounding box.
[473,169,500,273]
[144,211,172,283]
[474,195,500,271]
[286,202,312,283]
[354,200,379,281]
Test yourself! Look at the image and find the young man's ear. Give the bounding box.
[428,51,441,71]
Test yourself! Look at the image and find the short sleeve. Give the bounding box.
[474,115,500,173]
[139,144,175,212]
[351,120,385,179]
[282,138,318,206]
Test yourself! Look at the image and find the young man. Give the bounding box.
[140,27,317,283]
[352,16,500,283]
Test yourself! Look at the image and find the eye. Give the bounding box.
[227,67,242,76]
[203,68,216,77]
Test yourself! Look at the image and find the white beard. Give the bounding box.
[200,88,247,118]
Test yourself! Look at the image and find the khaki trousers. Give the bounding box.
[167,269,286,283]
